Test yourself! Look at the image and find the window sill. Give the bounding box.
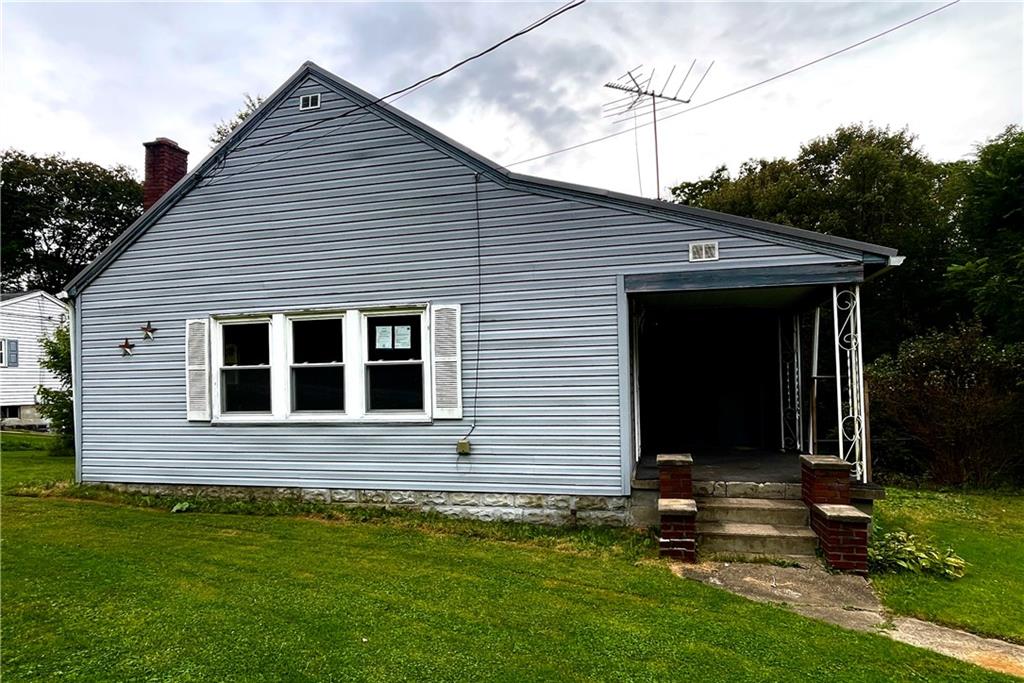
[210,413,433,425]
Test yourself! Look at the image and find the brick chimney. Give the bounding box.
[143,138,189,210]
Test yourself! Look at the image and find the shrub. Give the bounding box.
[867,324,1024,486]
[868,527,967,579]
[36,322,74,456]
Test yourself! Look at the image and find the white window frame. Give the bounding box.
[286,312,347,420]
[211,316,275,421]
[299,93,321,111]
[361,308,431,420]
[210,306,432,424]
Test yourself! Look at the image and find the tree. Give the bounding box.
[210,93,264,146]
[1,150,143,293]
[671,164,731,206]
[670,124,968,358]
[37,322,74,456]
[946,126,1024,343]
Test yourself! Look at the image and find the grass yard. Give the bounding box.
[0,434,1013,682]
[0,431,73,491]
[873,487,1024,644]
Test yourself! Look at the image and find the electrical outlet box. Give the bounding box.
[456,439,471,455]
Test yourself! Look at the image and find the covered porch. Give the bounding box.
[626,264,873,487]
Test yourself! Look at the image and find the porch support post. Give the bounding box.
[778,312,803,452]
[832,285,868,482]
[808,307,821,454]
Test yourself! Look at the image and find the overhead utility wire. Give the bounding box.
[506,0,961,168]
[196,0,587,188]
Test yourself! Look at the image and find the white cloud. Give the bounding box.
[2,1,1020,195]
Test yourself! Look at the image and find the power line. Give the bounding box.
[197,0,587,189]
[506,0,961,168]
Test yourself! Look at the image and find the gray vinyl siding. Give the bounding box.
[78,75,856,494]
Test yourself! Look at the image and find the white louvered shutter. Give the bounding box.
[430,304,463,419]
[185,319,211,421]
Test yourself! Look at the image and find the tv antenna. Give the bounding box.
[603,60,713,199]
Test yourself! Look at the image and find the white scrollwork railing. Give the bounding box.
[832,285,867,481]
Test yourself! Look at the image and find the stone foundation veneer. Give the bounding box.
[101,483,633,526]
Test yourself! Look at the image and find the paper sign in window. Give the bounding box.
[375,326,393,349]
[394,325,412,350]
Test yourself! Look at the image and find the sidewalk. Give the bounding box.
[674,561,1024,678]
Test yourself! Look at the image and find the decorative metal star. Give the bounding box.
[118,338,135,356]
[140,321,158,340]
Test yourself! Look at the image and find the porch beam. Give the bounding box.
[624,262,864,293]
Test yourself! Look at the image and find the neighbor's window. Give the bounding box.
[221,321,271,412]
[1,405,19,420]
[366,314,423,411]
[290,317,345,412]
[0,339,5,367]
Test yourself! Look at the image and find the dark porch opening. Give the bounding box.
[638,304,781,454]
[630,286,822,483]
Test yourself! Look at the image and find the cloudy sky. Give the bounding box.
[2,1,1021,197]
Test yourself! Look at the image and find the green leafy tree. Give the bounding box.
[670,125,967,357]
[37,322,75,456]
[1,150,143,293]
[946,126,1024,342]
[210,93,264,146]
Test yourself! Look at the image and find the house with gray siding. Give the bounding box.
[64,62,899,569]
[0,290,68,428]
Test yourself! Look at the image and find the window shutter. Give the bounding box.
[430,304,462,419]
[185,319,211,421]
[6,339,18,367]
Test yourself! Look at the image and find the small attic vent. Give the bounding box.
[299,93,321,111]
[689,241,719,262]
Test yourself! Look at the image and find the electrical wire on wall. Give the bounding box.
[462,173,485,442]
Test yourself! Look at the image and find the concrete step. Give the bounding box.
[696,497,809,526]
[694,480,803,500]
[697,521,818,557]
[697,552,821,568]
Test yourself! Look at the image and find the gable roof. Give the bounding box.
[63,61,900,298]
[0,290,67,310]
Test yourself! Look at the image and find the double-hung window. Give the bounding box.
[199,305,457,423]
[290,316,345,412]
[365,313,424,412]
[220,321,272,413]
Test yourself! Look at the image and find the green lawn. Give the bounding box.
[0,431,73,491]
[873,487,1024,644]
[0,435,1012,682]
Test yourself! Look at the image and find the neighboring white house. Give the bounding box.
[0,290,68,428]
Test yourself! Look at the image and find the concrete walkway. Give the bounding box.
[673,561,1024,678]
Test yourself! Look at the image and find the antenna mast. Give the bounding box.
[603,61,713,199]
